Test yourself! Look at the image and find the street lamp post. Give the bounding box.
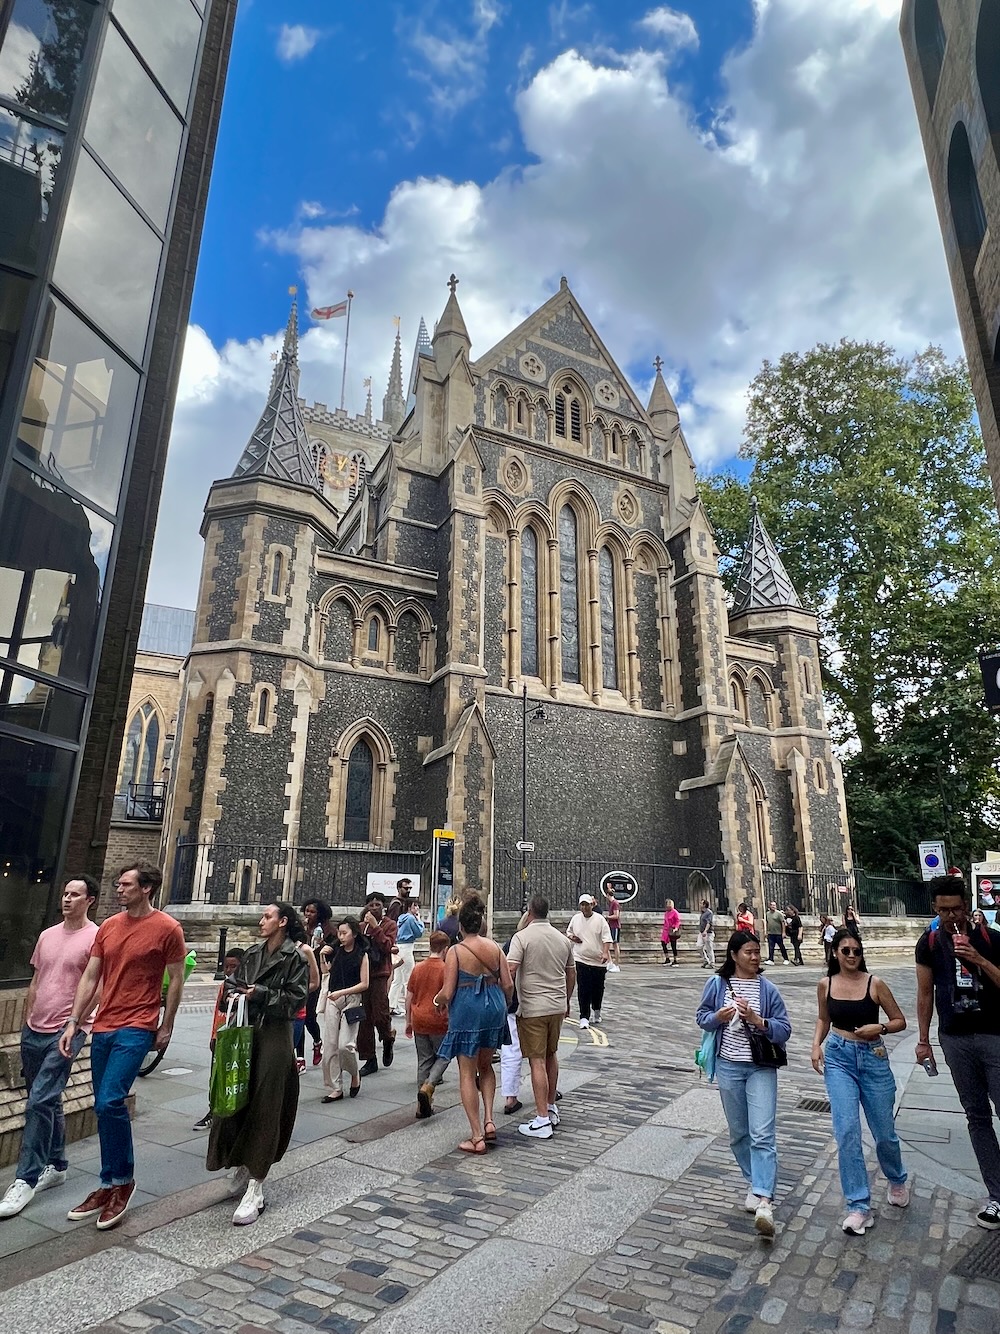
[521,682,528,912]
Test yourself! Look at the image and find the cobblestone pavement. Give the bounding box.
[1,961,998,1334]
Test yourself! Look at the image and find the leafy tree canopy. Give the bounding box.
[700,340,1000,875]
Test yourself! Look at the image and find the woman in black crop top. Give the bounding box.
[811,928,908,1236]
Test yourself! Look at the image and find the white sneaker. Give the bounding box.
[232,1178,265,1226]
[607,963,620,973]
[579,1018,590,1030]
[592,1009,602,1024]
[35,1165,67,1192]
[754,1199,775,1238]
[887,1181,910,1208]
[518,1117,554,1139]
[744,1188,759,1214]
[0,1179,35,1219]
[842,1210,874,1235]
[782,960,791,966]
[547,1103,561,1127]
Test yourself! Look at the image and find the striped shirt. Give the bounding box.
[719,978,762,1063]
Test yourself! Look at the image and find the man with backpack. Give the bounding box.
[915,875,1000,1230]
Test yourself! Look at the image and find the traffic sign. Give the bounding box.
[918,841,947,883]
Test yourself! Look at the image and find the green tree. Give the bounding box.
[701,340,1000,874]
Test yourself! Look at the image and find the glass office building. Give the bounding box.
[0,0,237,984]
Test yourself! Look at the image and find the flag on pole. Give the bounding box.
[312,300,348,320]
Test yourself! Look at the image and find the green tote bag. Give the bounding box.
[210,993,253,1117]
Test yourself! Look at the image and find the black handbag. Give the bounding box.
[727,985,787,1068]
[344,1004,365,1025]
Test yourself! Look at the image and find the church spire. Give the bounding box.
[382,319,405,429]
[232,291,318,488]
[646,356,678,427]
[731,497,802,614]
[405,315,433,414]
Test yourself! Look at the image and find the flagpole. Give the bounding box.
[339,290,354,411]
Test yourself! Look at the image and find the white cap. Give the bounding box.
[579,894,597,905]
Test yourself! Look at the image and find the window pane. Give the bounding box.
[0,462,113,684]
[600,547,617,690]
[111,0,202,111]
[559,506,579,684]
[84,23,182,228]
[520,527,538,676]
[0,106,64,270]
[0,669,84,739]
[0,730,75,984]
[344,739,373,842]
[0,0,95,124]
[0,267,31,398]
[16,296,140,512]
[53,149,161,360]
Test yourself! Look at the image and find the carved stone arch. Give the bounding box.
[747,669,776,729]
[392,601,432,677]
[549,368,590,446]
[745,758,775,867]
[483,488,517,530]
[249,680,277,734]
[317,584,362,620]
[729,667,749,723]
[491,378,514,430]
[316,584,362,663]
[630,533,675,714]
[327,717,398,847]
[358,594,393,668]
[546,479,600,545]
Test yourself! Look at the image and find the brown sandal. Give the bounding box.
[484,1121,497,1143]
[458,1137,486,1154]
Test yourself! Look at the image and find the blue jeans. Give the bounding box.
[17,1026,87,1187]
[824,1032,906,1212]
[716,1056,778,1199]
[90,1028,154,1186]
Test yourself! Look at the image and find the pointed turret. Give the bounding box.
[232,295,319,488]
[433,273,471,372]
[731,498,802,614]
[647,356,679,431]
[382,324,405,430]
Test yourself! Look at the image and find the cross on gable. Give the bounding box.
[447,273,459,295]
[654,355,663,374]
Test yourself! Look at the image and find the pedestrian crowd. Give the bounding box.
[3,866,999,1254]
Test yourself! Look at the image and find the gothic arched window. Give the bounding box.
[559,506,580,684]
[270,550,284,597]
[521,527,540,677]
[599,547,618,690]
[256,687,271,729]
[349,453,368,502]
[122,702,161,789]
[553,381,584,443]
[367,617,380,651]
[344,739,374,842]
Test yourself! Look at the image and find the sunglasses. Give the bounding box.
[839,947,863,958]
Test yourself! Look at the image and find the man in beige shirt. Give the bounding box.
[507,896,575,1140]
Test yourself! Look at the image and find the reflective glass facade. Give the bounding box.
[0,0,233,984]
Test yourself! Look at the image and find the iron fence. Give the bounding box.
[169,840,425,908]
[494,850,728,914]
[112,782,166,823]
[762,866,927,918]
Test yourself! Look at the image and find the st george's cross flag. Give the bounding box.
[311,300,348,320]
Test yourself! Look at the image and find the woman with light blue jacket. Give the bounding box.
[696,929,792,1239]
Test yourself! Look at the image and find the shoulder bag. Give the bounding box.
[729,983,787,1069]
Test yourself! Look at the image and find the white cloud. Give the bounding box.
[406,1,505,112]
[639,7,699,52]
[276,23,320,64]
[147,0,958,608]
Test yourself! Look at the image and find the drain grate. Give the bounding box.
[952,1229,1000,1284]
[797,1097,832,1114]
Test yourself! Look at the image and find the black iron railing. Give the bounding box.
[494,851,728,914]
[762,867,927,918]
[112,782,167,823]
[169,839,426,907]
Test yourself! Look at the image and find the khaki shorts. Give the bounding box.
[516,1012,563,1060]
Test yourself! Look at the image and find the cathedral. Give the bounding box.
[162,276,851,912]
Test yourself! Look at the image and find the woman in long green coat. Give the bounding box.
[207,901,308,1225]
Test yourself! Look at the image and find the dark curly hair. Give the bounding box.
[458,894,486,936]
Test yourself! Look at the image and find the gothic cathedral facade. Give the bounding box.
[163,277,851,908]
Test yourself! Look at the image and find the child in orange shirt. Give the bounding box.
[405,931,451,1119]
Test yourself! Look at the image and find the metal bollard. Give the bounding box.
[214,927,228,979]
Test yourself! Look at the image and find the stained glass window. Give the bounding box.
[599,547,617,690]
[559,506,579,684]
[344,738,373,842]
[521,527,539,677]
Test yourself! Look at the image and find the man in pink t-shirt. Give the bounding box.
[0,875,100,1221]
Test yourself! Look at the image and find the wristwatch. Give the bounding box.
[880,1023,888,1035]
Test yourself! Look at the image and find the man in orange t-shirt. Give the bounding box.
[59,861,187,1231]
[406,931,451,1118]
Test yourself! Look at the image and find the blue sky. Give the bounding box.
[152,1,959,608]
